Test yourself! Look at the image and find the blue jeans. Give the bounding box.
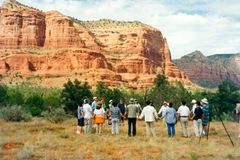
[167,123,175,137]
[112,118,119,134]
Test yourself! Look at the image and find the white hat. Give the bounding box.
[201,98,208,104]
[93,97,97,100]
[109,100,113,103]
[129,98,135,103]
[191,99,197,104]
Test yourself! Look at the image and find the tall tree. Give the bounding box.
[61,79,92,115]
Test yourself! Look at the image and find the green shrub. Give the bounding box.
[0,106,32,122]
[8,91,24,106]
[43,95,61,108]
[42,107,69,123]
[25,94,44,116]
[0,85,8,106]
[61,79,92,115]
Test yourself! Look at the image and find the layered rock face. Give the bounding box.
[174,51,240,87]
[0,0,189,88]
[0,49,111,75]
[0,1,45,48]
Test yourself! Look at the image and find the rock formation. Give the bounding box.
[0,0,189,88]
[174,51,240,87]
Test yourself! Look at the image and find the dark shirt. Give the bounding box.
[194,107,203,120]
[118,103,125,113]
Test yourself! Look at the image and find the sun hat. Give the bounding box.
[129,98,135,103]
[191,99,197,104]
[163,101,168,105]
[83,99,88,104]
[201,98,208,104]
[93,97,97,100]
[109,100,113,103]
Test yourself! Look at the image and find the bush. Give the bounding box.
[8,91,24,106]
[61,79,92,115]
[42,108,69,123]
[25,94,44,116]
[0,85,8,106]
[16,143,34,160]
[43,95,61,108]
[0,106,32,122]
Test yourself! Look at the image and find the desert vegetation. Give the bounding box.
[0,118,239,160]
[0,75,239,159]
[0,75,239,122]
[70,17,143,30]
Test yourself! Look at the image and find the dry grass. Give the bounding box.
[0,118,239,160]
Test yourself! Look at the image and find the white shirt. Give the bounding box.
[94,108,105,116]
[177,105,190,117]
[158,105,169,115]
[139,105,158,122]
[83,103,92,119]
[136,103,142,111]
[236,103,240,114]
[191,104,197,113]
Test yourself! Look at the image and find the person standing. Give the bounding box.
[93,102,105,135]
[83,99,93,134]
[118,100,126,124]
[235,103,240,138]
[177,101,190,137]
[191,101,203,137]
[109,100,113,109]
[135,99,142,113]
[110,101,123,135]
[158,101,169,127]
[191,99,197,114]
[162,102,177,137]
[139,100,158,137]
[201,98,210,136]
[76,102,84,134]
[92,97,98,111]
[125,98,139,137]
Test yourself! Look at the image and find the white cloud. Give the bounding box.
[0,0,239,58]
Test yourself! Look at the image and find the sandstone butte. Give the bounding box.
[174,51,240,87]
[0,0,190,89]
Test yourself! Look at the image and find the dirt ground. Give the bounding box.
[0,118,239,160]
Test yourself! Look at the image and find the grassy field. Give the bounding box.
[0,118,239,160]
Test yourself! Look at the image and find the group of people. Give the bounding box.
[76,97,142,135]
[76,96,239,138]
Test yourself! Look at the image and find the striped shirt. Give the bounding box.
[202,104,209,125]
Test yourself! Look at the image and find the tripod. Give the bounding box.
[199,99,234,147]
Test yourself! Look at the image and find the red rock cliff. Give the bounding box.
[0,0,189,89]
[174,51,240,87]
[0,1,45,49]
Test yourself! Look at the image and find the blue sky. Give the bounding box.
[1,0,240,58]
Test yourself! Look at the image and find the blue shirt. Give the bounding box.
[77,106,83,119]
[111,106,121,119]
[91,101,97,110]
[118,103,125,113]
[164,107,176,124]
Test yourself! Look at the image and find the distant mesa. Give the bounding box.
[0,0,190,89]
[174,50,240,88]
